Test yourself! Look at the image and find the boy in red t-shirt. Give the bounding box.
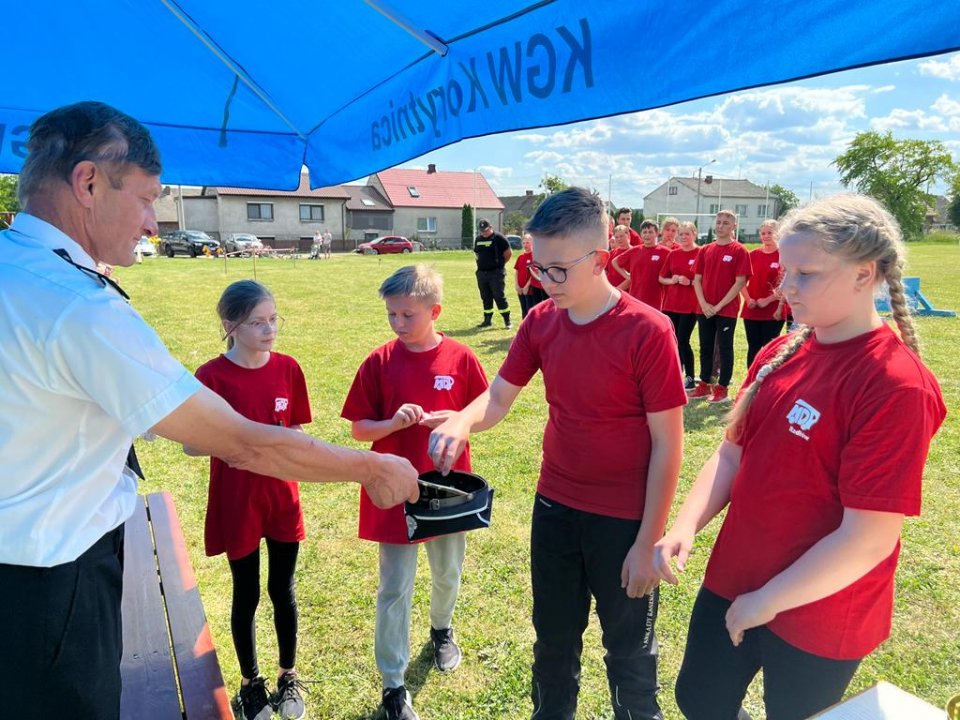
[658,221,701,390]
[654,194,946,720]
[341,265,488,720]
[690,209,752,403]
[514,232,548,319]
[612,220,669,309]
[605,224,632,287]
[429,188,686,720]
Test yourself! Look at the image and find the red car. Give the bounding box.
[356,235,413,254]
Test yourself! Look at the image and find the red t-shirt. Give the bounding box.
[341,336,489,543]
[195,352,312,560]
[694,240,752,318]
[605,247,628,287]
[741,247,782,321]
[659,246,701,314]
[618,244,669,310]
[514,250,543,290]
[498,295,687,520]
[705,325,946,659]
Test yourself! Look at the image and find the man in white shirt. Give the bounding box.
[0,101,419,719]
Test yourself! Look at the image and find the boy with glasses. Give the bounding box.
[428,188,686,720]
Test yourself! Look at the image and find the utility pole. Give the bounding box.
[695,159,716,225]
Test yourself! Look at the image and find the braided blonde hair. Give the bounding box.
[726,193,917,442]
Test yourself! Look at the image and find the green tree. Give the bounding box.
[0,175,20,228]
[768,184,799,218]
[533,174,568,210]
[461,204,475,250]
[504,210,527,234]
[948,175,960,229]
[833,131,956,238]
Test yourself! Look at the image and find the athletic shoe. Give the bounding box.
[688,381,713,399]
[274,671,306,720]
[477,316,493,328]
[430,626,462,672]
[382,686,419,720]
[232,677,274,720]
[708,385,730,404]
[683,376,696,392]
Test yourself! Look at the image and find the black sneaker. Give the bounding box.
[684,376,696,391]
[381,686,419,720]
[231,677,274,720]
[274,671,306,720]
[430,626,462,672]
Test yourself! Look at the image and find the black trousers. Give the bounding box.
[664,311,697,379]
[530,495,663,720]
[519,287,549,319]
[477,268,509,314]
[0,525,125,719]
[743,318,785,369]
[228,538,300,680]
[697,314,738,387]
[675,588,860,720]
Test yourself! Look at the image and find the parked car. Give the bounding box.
[355,235,413,255]
[506,234,523,250]
[136,236,157,257]
[223,232,263,256]
[161,230,221,257]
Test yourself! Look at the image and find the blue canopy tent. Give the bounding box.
[2,0,959,189]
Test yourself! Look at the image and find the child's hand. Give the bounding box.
[677,276,691,286]
[620,540,660,598]
[702,304,717,318]
[725,589,778,646]
[428,416,471,475]
[418,410,456,429]
[747,299,758,309]
[392,403,424,430]
[653,528,694,585]
[773,306,783,321]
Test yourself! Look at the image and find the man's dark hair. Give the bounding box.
[526,187,606,240]
[19,101,162,204]
[617,207,632,217]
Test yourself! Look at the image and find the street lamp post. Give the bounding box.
[695,159,717,225]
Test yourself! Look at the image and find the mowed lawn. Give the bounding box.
[124,244,959,719]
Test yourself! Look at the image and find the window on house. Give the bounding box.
[668,186,678,196]
[299,203,324,221]
[735,204,748,217]
[407,186,420,198]
[757,204,768,217]
[361,198,375,207]
[709,203,720,214]
[247,203,274,221]
[417,217,437,233]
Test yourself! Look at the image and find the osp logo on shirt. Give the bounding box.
[652,254,661,261]
[434,375,454,391]
[786,399,820,441]
[275,397,289,412]
[770,262,780,269]
[722,255,733,262]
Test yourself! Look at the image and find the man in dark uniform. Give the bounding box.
[474,218,512,328]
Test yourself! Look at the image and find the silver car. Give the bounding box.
[223,233,264,256]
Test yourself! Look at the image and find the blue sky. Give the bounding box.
[400,51,960,210]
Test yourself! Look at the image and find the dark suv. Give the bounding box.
[161,230,221,257]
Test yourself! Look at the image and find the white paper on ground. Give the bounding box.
[812,681,946,719]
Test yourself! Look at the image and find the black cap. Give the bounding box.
[478,219,491,230]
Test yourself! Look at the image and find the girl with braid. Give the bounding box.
[654,194,946,720]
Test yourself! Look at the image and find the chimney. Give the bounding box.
[526,189,533,196]
[427,163,436,174]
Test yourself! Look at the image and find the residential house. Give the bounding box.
[183,171,349,251]
[644,177,780,240]
[344,185,394,247]
[368,165,504,249]
[500,190,539,231]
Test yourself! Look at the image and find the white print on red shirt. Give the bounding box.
[652,254,661,261]
[433,375,454,391]
[786,399,821,441]
[770,262,780,269]
[722,255,733,262]
[275,397,289,412]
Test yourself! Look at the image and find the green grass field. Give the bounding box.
[125,245,959,719]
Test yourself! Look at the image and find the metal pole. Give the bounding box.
[696,168,702,222]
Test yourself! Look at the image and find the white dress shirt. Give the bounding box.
[0,213,201,566]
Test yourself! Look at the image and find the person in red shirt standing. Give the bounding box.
[690,210,752,403]
[659,216,680,250]
[192,280,312,720]
[741,219,786,368]
[341,265,488,720]
[654,194,947,720]
[608,207,642,246]
[605,224,632,287]
[659,221,701,390]
[612,220,669,309]
[429,188,686,720]
[515,232,548,319]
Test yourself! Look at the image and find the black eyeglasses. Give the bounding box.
[528,250,597,284]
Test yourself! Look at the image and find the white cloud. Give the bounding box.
[932,94,960,116]
[870,109,947,133]
[476,165,513,179]
[917,53,960,81]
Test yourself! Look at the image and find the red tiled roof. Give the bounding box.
[374,168,504,209]
[215,172,349,199]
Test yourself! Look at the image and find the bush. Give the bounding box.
[921,230,959,244]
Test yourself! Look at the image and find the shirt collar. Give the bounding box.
[7,212,97,270]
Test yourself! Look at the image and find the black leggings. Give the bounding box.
[675,588,860,720]
[228,538,300,680]
[519,287,549,319]
[743,319,785,369]
[664,311,697,379]
[697,315,737,387]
